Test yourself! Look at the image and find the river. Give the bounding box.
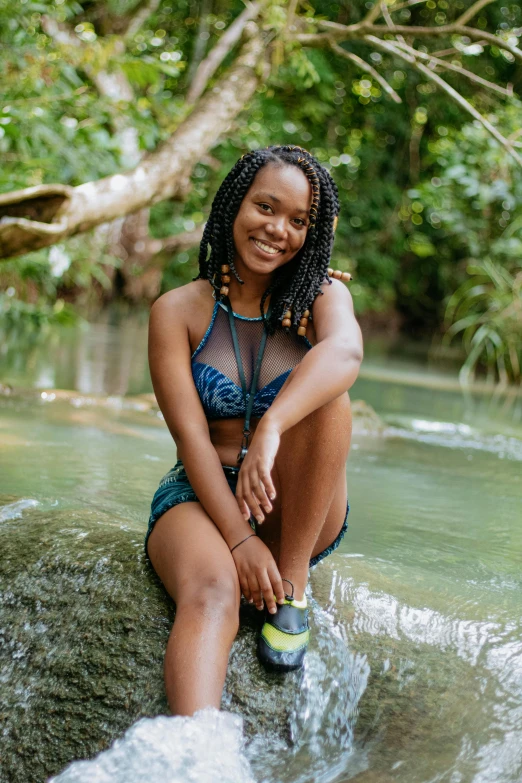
[1,311,521,783]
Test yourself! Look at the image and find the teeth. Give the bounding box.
[253,239,279,254]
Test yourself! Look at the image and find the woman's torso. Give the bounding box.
[186,281,316,465]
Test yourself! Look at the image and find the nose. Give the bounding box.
[265,215,288,241]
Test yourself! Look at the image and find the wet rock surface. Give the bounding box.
[1,483,517,783]
[0,502,300,783]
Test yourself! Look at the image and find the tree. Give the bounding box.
[1,0,520,266]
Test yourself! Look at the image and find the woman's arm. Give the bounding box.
[149,289,255,549]
[149,289,285,611]
[264,279,362,432]
[235,279,363,521]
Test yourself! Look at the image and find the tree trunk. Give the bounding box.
[0,24,267,260]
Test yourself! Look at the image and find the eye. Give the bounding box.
[293,218,307,227]
[258,203,273,212]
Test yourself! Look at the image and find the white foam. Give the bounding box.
[49,709,255,783]
[0,499,39,521]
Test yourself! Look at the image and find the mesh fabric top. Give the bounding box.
[191,301,311,420]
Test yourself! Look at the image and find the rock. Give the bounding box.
[0,497,491,783]
[0,503,298,783]
[350,399,386,435]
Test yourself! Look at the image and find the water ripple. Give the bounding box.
[385,418,522,462]
[0,498,39,521]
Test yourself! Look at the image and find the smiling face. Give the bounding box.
[232,163,313,279]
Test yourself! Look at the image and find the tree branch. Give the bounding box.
[145,226,205,258]
[381,1,399,34]
[185,0,213,86]
[386,0,429,13]
[295,11,521,161]
[43,16,137,161]
[365,34,522,166]
[362,0,430,22]
[330,42,402,103]
[186,1,265,105]
[312,19,522,62]
[361,2,383,26]
[0,30,268,259]
[123,0,161,43]
[285,0,300,33]
[393,39,513,96]
[455,0,496,27]
[41,16,81,47]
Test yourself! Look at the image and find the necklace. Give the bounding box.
[224,296,272,463]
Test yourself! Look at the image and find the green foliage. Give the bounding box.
[445,260,522,385]
[0,0,192,190]
[413,105,522,265]
[1,0,522,388]
[404,105,522,380]
[0,291,78,332]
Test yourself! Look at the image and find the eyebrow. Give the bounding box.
[253,191,309,216]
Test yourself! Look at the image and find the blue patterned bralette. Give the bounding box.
[191,300,311,420]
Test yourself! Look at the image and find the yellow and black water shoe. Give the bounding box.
[258,591,309,672]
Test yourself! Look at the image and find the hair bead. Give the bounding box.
[297,326,307,336]
[220,285,229,295]
[282,318,292,328]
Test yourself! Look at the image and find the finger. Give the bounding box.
[258,570,277,615]
[239,574,251,603]
[243,481,265,525]
[248,574,264,610]
[252,473,273,514]
[235,494,251,521]
[236,476,255,521]
[259,467,277,502]
[267,563,286,605]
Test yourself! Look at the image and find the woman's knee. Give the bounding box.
[279,394,352,460]
[177,569,241,626]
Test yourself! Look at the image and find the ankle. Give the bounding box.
[280,574,307,602]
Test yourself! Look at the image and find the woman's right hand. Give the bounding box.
[231,535,286,614]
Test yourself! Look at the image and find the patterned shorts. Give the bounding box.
[145,458,349,568]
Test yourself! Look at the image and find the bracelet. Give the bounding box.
[230,533,256,553]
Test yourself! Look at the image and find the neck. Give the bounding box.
[227,265,274,309]
[228,279,268,304]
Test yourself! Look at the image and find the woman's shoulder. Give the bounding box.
[310,277,361,347]
[312,277,355,316]
[150,280,215,353]
[150,280,212,323]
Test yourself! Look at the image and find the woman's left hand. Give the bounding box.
[236,420,280,525]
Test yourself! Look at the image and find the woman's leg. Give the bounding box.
[147,502,241,716]
[259,393,352,600]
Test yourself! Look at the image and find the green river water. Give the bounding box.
[1,312,521,783]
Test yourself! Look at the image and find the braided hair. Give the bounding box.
[195,145,340,334]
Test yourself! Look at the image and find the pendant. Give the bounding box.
[237,429,251,464]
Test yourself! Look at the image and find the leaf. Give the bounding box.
[408,233,436,257]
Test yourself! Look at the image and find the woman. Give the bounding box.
[145,145,363,717]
